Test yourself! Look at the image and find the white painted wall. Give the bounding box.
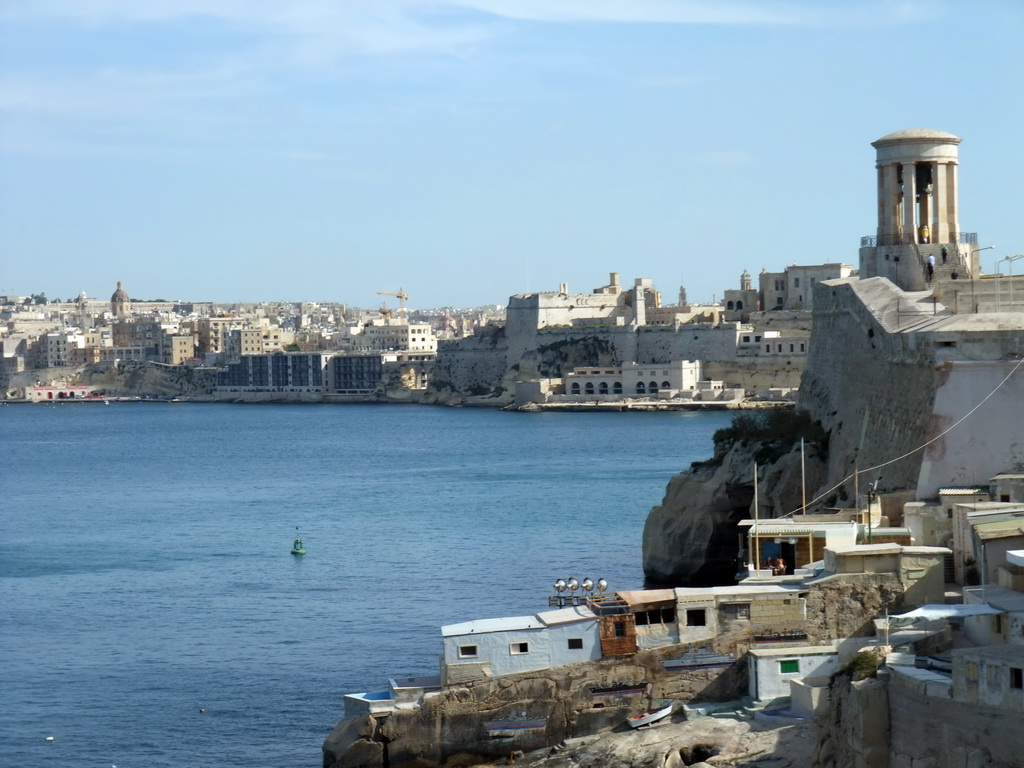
[748,649,840,702]
[442,618,599,677]
[918,361,1024,499]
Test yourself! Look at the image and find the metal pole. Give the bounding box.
[1000,255,1024,312]
[1009,256,1024,311]
[996,256,1002,311]
[753,461,760,575]
[801,438,806,516]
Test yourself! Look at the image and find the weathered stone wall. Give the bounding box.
[887,674,1024,768]
[814,668,1024,768]
[799,278,938,499]
[426,325,511,403]
[703,358,804,392]
[814,672,891,768]
[635,324,738,365]
[324,640,751,768]
[802,574,906,643]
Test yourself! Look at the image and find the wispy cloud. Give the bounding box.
[2,1,931,56]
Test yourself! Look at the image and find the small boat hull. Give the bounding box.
[627,701,673,729]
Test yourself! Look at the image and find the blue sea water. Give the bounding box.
[0,402,732,768]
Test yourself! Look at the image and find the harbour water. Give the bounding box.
[0,402,732,767]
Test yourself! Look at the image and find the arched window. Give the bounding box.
[584,382,594,395]
[661,381,671,390]
[649,381,659,393]
[613,382,623,394]
[726,300,734,310]
[598,382,609,394]
[736,300,744,310]
[570,382,580,394]
[636,382,646,394]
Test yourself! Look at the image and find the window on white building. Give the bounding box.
[567,638,584,650]
[458,645,478,658]
[510,642,529,655]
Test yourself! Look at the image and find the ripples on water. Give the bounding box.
[0,402,732,767]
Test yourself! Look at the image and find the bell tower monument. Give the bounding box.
[859,129,979,290]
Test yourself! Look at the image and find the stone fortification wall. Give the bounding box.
[750,309,814,331]
[801,276,1024,501]
[527,327,636,377]
[426,325,511,403]
[799,278,938,500]
[433,304,813,405]
[635,323,739,365]
[703,359,804,391]
[505,292,626,340]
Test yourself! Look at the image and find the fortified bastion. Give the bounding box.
[644,128,1024,585]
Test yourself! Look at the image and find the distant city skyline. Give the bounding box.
[2,1,1023,308]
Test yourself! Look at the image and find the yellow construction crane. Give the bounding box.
[376,287,409,318]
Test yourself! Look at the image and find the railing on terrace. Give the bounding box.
[861,232,978,247]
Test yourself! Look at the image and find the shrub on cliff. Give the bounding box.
[838,650,881,682]
[713,409,827,453]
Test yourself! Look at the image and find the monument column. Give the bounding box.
[932,161,945,243]
[879,163,900,239]
[901,162,917,243]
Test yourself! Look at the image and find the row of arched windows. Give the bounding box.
[569,381,672,396]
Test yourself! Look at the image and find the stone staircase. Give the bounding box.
[917,243,966,284]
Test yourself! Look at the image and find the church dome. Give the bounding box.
[111,281,129,302]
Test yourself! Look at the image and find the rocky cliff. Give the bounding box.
[642,413,828,586]
[4,361,219,399]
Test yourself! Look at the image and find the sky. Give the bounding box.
[2,1,1023,310]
